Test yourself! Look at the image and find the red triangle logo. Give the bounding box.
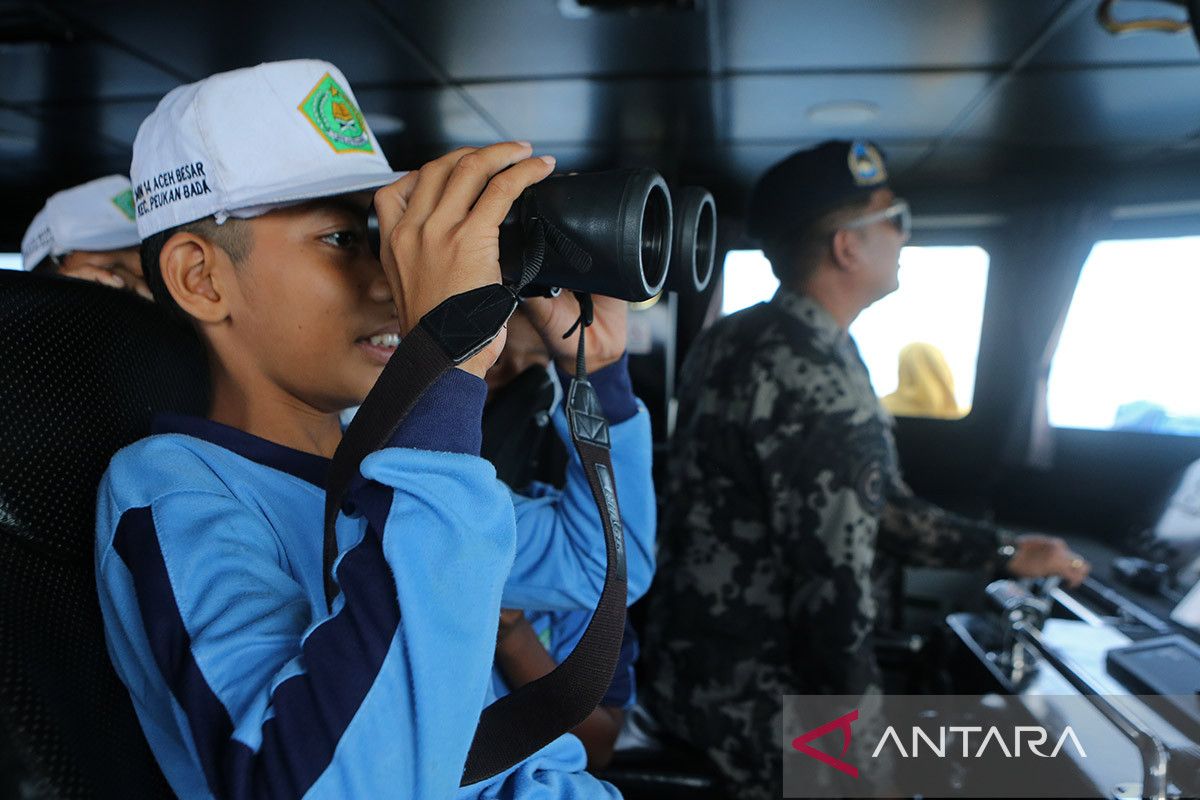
[791,709,859,778]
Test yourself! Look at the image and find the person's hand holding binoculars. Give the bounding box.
[523,292,628,376]
[373,141,556,379]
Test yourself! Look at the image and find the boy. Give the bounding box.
[21,174,151,298]
[96,59,654,799]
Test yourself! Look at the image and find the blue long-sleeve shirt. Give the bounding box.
[95,359,654,800]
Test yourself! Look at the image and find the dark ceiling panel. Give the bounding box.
[917,140,1163,185]
[359,78,714,175]
[0,109,41,184]
[0,109,39,150]
[721,0,1064,71]
[372,0,711,80]
[725,72,992,141]
[956,65,1200,147]
[1032,0,1200,65]
[462,77,714,145]
[31,98,154,152]
[0,41,178,103]
[59,0,438,87]
[353,86,503,161]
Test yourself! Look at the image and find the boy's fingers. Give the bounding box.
[519,292,572,336]
[429,141,534,228]
[397,146,477,230]
[372,170,419,238]
[110,265,154,300]
[467,155,556,232]
[126,274,154,301]
[61,264,125,289]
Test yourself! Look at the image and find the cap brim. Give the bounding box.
[21,244,51,270]
[232,170,409,212]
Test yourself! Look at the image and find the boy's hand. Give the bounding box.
[58,259,154,302]
[374,142,556,379]
[497,608,525,645]
[522,293,628,376]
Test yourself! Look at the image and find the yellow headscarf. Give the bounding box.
[880,342,963,419]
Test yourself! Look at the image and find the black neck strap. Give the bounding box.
[322,282,629,787]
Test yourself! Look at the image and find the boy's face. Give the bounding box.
[220,194,396,413]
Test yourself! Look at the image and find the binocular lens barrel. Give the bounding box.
[369,169,717,304]
[500,168,673,303]
[667,187,717,294]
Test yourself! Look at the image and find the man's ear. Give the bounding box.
[159,232,230,323]
[829,227,863,274]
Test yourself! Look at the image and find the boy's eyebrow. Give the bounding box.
[303,196,371,224]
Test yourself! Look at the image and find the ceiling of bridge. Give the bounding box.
[2,0,1199,244]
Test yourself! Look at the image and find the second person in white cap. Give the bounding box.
[21,175,150,299]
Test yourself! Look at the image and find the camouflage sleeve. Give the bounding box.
[751,372,884,697]
[879,474,1014,572]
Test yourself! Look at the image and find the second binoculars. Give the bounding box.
[499,169,717,302]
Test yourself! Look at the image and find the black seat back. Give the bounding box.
[0,270,209,798]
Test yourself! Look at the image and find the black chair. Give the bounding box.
[0,270,209,798]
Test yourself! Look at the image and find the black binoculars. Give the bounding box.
[499,169,718,302]
[368,169,718,304]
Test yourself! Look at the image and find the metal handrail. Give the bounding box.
[1012,620,1171,800]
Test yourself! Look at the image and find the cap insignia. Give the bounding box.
[847,141,887,187]
[111,189,136,222]
[299,73,374,154]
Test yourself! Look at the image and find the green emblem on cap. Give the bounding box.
[848,141,887,187]
[111,189,136,222]
[299,73,374,154]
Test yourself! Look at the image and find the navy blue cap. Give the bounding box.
[746,140,889,243]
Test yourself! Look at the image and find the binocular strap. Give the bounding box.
[321,284,629,787]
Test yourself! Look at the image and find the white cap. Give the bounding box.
[21,175,140,270]
[131,59,404,239]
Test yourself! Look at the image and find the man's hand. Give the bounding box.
[522,293,628,376]
[1005,534,1091,587]
[373,142,556,379]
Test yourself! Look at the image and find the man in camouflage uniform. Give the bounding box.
[643,140,1090,799]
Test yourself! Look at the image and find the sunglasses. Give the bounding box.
[842,199,911,241]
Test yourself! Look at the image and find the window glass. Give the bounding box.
[1047,236,1200,436]
[720,246,990,418]
[0,253,21,270]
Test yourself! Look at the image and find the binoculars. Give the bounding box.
[498,169,718,302]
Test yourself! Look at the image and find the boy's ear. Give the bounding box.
[159,232,230,323]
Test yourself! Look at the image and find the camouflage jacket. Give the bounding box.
[644,288,1009,798]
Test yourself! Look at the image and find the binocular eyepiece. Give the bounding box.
[499,170,718,302]
[667,186,717,295]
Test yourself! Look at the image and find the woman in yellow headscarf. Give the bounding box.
[881,342,964,419]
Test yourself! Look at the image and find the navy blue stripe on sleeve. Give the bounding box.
[388,368,487,455]
[555,352,638,424]
[113,505,400,800]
